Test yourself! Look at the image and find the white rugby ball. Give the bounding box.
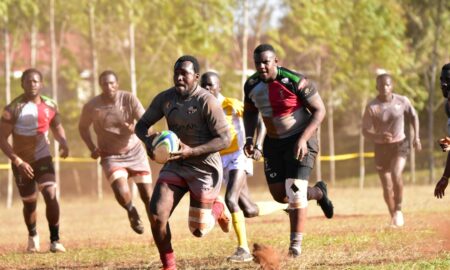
[151,130,180,164]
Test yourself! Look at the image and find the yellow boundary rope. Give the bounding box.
[0,152,375,170]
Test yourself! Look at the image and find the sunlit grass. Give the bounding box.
[0,184,449,269]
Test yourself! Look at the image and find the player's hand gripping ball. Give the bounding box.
[150,130,180,164]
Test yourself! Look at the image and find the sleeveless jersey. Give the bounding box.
[244,66,317,139]
[1,94,60,163]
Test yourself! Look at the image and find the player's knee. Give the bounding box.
[243,207,259,218]
[224,194,239,213]
[188,207,214,238]
[285,178,308,209]
[23,200,37,212]
[40,183,57,200]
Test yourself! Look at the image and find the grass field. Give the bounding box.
[0,184,449,269]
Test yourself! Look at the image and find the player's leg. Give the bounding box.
[109,169,144,234]
[390,140,408,227]
[13,165,40,252]
[149,173,187,270]
[130,171,153,220]
[225,168,254,262]
[186,164,229,237]
[375,144,395,218]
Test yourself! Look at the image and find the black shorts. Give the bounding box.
[374,139,409,171]
[12,156,55,198]
[263,133,318,184]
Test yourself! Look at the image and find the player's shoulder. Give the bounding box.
[277,66,305,84]
[244,72,261,90]
[6,94,26,109]
[394,93,411,103]
[41,95,58,109]
[222,96,243,109]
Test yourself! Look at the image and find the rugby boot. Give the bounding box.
[27,235,40,253]
[393,210,404,227]
[315,181,334,218]
[227,247,253,262]
[127,207,144,234]
[213,196,231,233]
[288,246,301,258]
[50,241,66,253]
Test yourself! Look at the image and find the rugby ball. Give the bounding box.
[151,130,180,164]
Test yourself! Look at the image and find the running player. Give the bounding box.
[200,71,285,262]
[135,56,231,270]
[0,68,68,253]
[362,73,422,225]
[79,70,152,234]
[243,44,334,257]
[435,63,450,198]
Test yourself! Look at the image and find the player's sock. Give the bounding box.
[307,186,323,200]
[231,211,249,251]
[49,224,60,242]
[290,232,303,252]
[160,249,176,268]
[27,223,37,237]
[255,201,286,216]
[124,202,134,212]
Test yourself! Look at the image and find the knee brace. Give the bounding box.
[188,207,215,237]
[285,178,308,209]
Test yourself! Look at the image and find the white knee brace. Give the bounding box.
[285,178,308,209]
[188,207,215,237]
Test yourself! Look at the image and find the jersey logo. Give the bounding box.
[247,78,258,86]
[281,78,289,84]
[187,106,197,114]
[2,110,12,121]
[299,78,308,89]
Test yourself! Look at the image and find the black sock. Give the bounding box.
[49,224,59,242]
[27,223,37,237]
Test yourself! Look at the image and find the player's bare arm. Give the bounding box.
[411,109,422,151]
[252,116,266,161]
[0,120,34,179]
[170,130,231,161]
[51,124,69,158]
[78,117,99,159]
[296,93,326,161]
[243,102,259,158]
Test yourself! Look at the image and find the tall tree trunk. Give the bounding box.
[88,0,102,200]
[128,0,138,198]
[327,94,335,185]
[240,0,248,99]
[49,0,60,199]
[4,14,13,208]
[359,98,367,190]
[129,0,136,96]
[427,0,443,184]
[30,14,37,67]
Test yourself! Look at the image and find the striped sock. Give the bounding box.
[290,232,303,252]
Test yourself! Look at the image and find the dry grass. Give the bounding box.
[0,185,449,269]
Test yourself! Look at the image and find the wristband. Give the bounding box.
[13,157,23,167]
[254,144,262,151]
